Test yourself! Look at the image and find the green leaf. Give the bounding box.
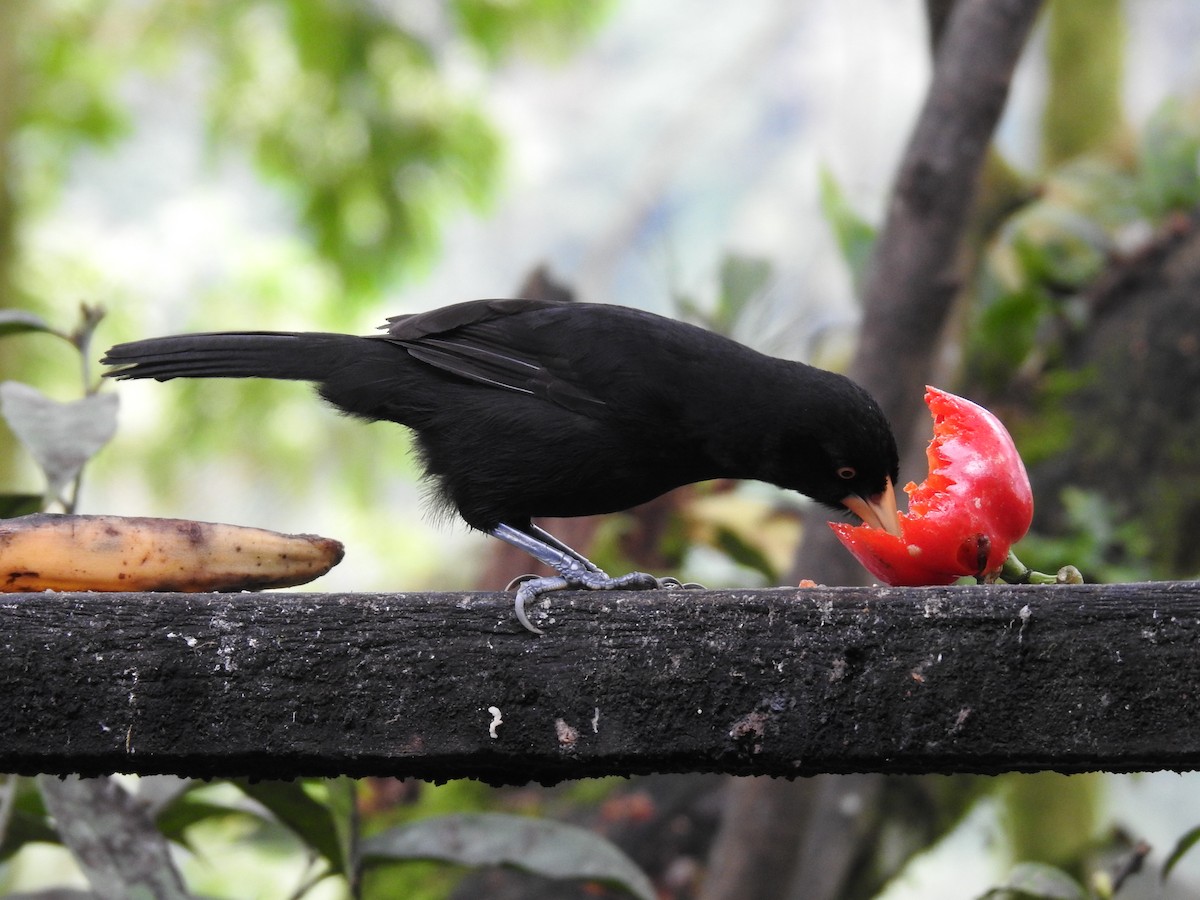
[0,777,59,863]
[0,494,45,518]
[714,254,773,333]
[818,165,877,294]
[233,779,347,875]
[978,862,1088,900]
[149,778,323,853]
[0,383,118,504]
[1162,824,1200,881]
[672,293,707,326]
[0,311,57,339]
[153,795,246,850]
[324,777,359,880]
[0,806,62,863]
[36,775,189,899]
[712,525,777,582]
[361,812,655,900]
[670,255,774,337]
[138,777,224,849]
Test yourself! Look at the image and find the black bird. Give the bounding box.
[102,298,900,632]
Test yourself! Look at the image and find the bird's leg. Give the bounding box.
[520,522,704,591]
[524,523,604,573]
[490,522,681,634]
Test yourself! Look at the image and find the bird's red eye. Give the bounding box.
[837,466,857,480]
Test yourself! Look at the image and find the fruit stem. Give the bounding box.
[998,550,1084,585]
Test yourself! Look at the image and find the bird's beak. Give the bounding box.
[842,478,902,536]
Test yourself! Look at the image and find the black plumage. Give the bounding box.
[102,298,900,632]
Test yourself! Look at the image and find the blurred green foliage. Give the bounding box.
[1,772,648,899]
[674,252,775,337]
[14,4,132,214]
[998,773,1105,883]
[1017,486,1155,584]
[818,165,877,296]
[1042,0,1127,166]
[967,98,1200,399]
[202,2,501,298]
[1137,97,1200,217]
[452,0,616,64]
[11,0,612,305]
[961,97,1200,585]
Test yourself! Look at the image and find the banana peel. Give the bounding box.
[1,513,344,592]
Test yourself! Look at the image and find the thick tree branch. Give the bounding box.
[3,583,1197,784]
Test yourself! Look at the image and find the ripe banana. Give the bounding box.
[1,513,344,592]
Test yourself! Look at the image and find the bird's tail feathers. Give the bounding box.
[101,332,368,383]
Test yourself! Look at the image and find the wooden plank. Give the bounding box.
[3,583,1197,785]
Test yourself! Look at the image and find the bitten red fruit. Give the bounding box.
[830,387,1033,586]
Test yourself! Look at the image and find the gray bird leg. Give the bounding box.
[490,523,687,634]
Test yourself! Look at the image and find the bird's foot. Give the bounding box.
[656,576,706,590]
[512,570,704,635]
[489,523,704,634]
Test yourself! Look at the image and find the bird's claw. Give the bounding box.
[655,577,706,590]
[511,570,703,635]
[513,575,569,635]
[505,573,541,591]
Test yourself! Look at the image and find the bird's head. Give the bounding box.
[809,439,900,536]
[793,377,902,536]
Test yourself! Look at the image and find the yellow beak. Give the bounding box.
[842,478,901,536]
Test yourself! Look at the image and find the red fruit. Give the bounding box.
[830,387,1033,586]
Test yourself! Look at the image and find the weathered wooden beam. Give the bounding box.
[3,583,1197,785]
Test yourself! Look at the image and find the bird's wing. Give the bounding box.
[380,298,607,413]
